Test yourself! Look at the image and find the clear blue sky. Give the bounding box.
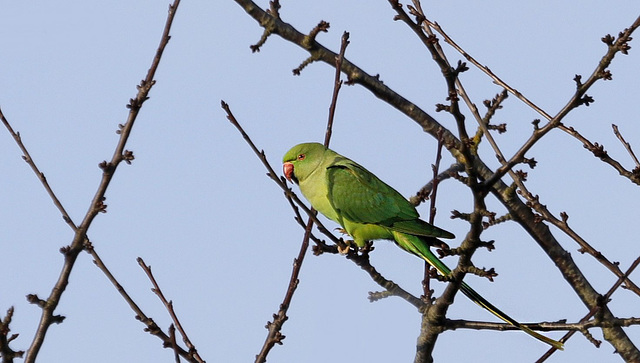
[2,1,639,362]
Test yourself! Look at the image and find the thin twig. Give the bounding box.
[519,189,640,297]
[87,245,196,361]
[427,129,445,226]
[283,195,337,254]
[0,307,24,361]
[612,124,640,167]
[536,255,640,362]
[410,163,464,206]
[138,258,205,363]
[254,218,315,363]
[0,108,78,231]
[558,124,639,185]
[486,15,640,186]
[350,248,425,309]
[169,325,180,363]
[423,18,552,121]
[324,31,349,146]
[422,128,445,299]
[221,101,336,242]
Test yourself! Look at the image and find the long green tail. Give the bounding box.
[393,232,564,350]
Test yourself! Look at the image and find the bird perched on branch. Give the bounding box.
[283,142,563,350]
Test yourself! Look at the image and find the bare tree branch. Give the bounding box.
[0,109,78,231]
[0,308,24,362]
[86,244,197,361]
[612,124,640,168]
[254,218,314,363]
[138,258,205,363]
[0,2,183,361]
[485,15,640,186]
[536,255,640,362]
[559,123,640,185]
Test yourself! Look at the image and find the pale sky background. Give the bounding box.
[2,1,640,362]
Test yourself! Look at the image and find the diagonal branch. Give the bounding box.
[222,101,337,243]
[536,255,640,362]
[254,218,315,363]
[1,109,78,231]
[484,15,640,186]
[11,2,182,361]
[522,190,640,297]
[233,0,451,146]
[612,124,640,168]
[559,123,640,185]
[2,7,195,354]
[88,244,197,362]
[138,258,204,363]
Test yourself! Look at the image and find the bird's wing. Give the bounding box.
[326,160,454,239]
[326,161,415,223]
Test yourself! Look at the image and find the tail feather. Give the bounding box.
[392,232,564,350]
[458,280,564,350]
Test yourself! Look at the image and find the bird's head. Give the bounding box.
[282,142,327,184]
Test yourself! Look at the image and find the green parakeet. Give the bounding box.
[283,142,563,350]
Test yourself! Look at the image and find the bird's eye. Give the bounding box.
[297,154,305,160]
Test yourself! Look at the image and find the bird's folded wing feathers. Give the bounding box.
[326,162,453,238]
[327,163,417,224]
[391,219,455,239]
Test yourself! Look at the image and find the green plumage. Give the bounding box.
[283,142,563,350]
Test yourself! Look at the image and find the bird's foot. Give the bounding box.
[337,240,354,255]
[335,228,349,236]
[359,241,375,254]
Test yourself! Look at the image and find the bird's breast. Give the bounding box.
[299,178,340,223]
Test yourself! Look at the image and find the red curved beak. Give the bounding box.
[283,162,294,182]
